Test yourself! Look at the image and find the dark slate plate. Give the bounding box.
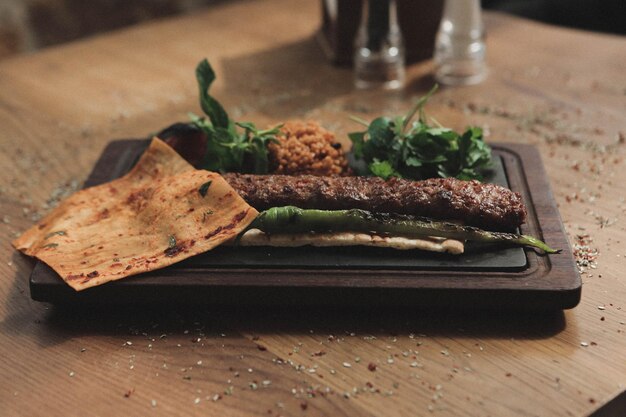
[183,154,526,271]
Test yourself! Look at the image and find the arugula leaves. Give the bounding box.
[349,85,492,181]
[190,59,281,174]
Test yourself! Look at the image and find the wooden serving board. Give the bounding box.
[29,141,581,309]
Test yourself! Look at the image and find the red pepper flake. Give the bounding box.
[312,351,326,357]
[124,388,134,398]
[205,226,224,239]
[66,273,85,281]
[164,244,184,257]
[257,345,267,351]
[368,363,377,372]
[204,210,250,239]
[300,401,308,410]
[87,271,99,279]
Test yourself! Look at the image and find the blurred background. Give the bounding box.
[0,0,623,61]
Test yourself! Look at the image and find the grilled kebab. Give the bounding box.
[223,173,527,232]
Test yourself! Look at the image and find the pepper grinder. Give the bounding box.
[434,0,487,85]
[353,0,405,90]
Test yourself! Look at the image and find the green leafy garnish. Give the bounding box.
[44,230,66,239]
[198,181,212,197]
[195,60,230,129]
[168,235,177,249]
[202,210,214,222]
[349,85,492,181]
[189,59,281,174]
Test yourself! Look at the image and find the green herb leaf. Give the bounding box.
[348,132,366,159]
[234,121,256,131]
[348,86,492,181]
[198,181,212,197]
[367,117,394,148]
[196,59,230,129]
[405,156,423,167]
[44,230,66,239]
[168,235,177,249]
[369,160,400,180]
[202,210,214,222]
[403,84,438,132]
[190,59,282,174]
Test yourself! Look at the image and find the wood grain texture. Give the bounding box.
[0,1,625,416]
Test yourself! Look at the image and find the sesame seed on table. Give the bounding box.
[0,1,625,416]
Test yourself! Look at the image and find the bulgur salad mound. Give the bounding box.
[268,121,350,176]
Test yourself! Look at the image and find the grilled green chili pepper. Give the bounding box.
[246,206,559,254]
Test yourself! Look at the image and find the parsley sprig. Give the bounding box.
[349,85,492,181]
[189,59,282,174]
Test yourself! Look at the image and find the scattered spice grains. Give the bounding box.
[572,234,599,273]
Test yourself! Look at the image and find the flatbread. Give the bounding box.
[238,229,464,254]
[13,138,258,291]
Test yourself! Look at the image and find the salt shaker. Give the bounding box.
[353,0,405,90]
[434,0,487,86]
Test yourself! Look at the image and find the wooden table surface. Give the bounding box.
[1,1,625,416]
